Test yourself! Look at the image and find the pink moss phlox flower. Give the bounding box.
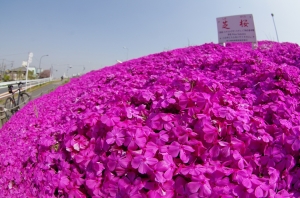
[275,154,295,172]
[148,113,174,131]
[125,106,142,119]
[2,41,300,196]
[194,116,219,143]
[212,104,236,121]
[286,126,300,151]
[74,146,94,168]
[168,138,195,163]
[100,114,120,127]
[66,181,86,198]
[151,161,169,183]
[106,127,125,146]
[260,144,284,167]
[124,127,147,150]
[70,134,89,152]
[131,151,158,174]
[162,154,176,181]
[232,150,249,169]
[107,152,130,172]
[186,175,212,197]
[118,172,143,191]
[149,130,169,145]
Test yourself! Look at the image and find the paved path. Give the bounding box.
[27,81,64,100]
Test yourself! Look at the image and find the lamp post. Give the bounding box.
[271,13,279,42]
[38,54,49,77]
[66,65,72,78]
[52,63,70,80]
[123,46,128,60]
[50,65,58,80]
[82,66,85,75]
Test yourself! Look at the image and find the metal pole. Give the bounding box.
[38,55,49,77]
[25,53,31,91]
[271,13,279,42]
[1,59,4,80]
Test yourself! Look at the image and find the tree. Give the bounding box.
[3,74,10,82]
[39,70,50,78]
[28,70,36,80]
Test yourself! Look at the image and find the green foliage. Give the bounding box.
[3,74,10,82]
[28,70,35,80]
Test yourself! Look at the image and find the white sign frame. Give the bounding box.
[216,14,257,48]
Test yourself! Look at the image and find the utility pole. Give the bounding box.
[1,59,4,80]
[271,13,279,42]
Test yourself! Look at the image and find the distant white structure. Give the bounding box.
[21,60,38,75]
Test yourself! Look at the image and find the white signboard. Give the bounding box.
[216,14,257,43]
[28,52,33,64]
[22,61,28,67]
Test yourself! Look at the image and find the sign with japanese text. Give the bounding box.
[216,14,257,43]
[28,52,33,64]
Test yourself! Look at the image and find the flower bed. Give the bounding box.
[1,41,300,197]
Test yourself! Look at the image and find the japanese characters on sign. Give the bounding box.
[216,14,257,43]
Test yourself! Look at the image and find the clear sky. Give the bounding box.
[0,0,299,78]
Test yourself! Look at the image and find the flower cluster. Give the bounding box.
[1,41,300,197]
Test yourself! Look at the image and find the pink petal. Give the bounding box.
[242,178,252,189]
[59,176,69,189]
[187,182,200,193]
[201,184,212,197]
[168,143,180,157]
[138,163,150,174]
[238,159,245,169]
[182,145,195,152]
[156,161,168,171]
[146,157,158,165]
[164,169,173,181]
[107,160,117,171]
[255,186,263,198]
[136,137,147,148]
[131,156,142,169]
[155,171,166,183]
[210,145,220,158]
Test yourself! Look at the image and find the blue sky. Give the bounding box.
[1,0,299,78]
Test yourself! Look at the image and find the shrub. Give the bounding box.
[3,74,10,82]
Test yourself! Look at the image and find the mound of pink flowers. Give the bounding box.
[1,41,300,197]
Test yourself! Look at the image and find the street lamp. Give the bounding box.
[39,54,49,76]
[123,46,129,60]
[271,13,279,42]
[66,65,72,78]
[82,66,85,75]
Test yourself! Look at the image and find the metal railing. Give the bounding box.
[0,82,58,128]
[0,78,51,100]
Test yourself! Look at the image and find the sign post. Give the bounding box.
[25,52,33,90]
[216,14,257,49]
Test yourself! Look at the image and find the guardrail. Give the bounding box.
[0,78,51,88]
[0,80,59,128]
[0,78,51,100]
